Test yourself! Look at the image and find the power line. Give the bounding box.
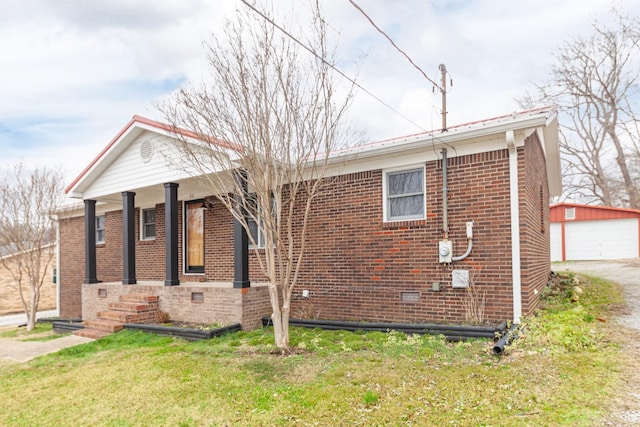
[347,0,441,90]
[238,0,427,132]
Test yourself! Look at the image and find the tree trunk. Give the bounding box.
[608,129,639,207]
[26,284,39,331]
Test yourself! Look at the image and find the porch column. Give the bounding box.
[84,199,99,284]
[122,191,136,285]
[164,182,180,286]
[233,170,250,289]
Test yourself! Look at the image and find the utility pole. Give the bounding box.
[439,63,448,132]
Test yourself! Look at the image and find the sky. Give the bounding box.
[2,0,639,184]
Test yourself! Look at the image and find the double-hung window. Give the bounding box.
[384,167,425,222]
[96,215,106,244]
[141,208,156,240]
[247,194,273,249]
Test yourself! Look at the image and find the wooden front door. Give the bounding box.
[185,201,204,273]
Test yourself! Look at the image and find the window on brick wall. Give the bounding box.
[383,166,425,222]
[141,208,156,240]
[247,194,273,249]
[96,215,105,244]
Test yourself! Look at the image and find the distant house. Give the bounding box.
[550,203,640,261]
[0,244,57,316]
[57,106,560,330]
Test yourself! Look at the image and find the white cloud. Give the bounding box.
[1,0,640,182]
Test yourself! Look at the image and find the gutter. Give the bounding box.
[507,130,522,324]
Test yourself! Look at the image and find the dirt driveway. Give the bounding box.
[554,259,640,426]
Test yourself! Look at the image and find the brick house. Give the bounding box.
[57,106,561,329]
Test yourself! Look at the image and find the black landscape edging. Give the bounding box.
[262,317,506,341]
[123,323,242,341]
[52,320,85,334]
[38,318,83,323]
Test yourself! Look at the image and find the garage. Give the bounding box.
[550,203,640,261]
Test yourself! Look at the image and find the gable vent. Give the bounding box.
[140,140,154,163]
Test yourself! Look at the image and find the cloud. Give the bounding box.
[2,0,640,182]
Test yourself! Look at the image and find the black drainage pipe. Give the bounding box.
[263,318,507,341]
[124,323,242,341]
[492,323,520,355]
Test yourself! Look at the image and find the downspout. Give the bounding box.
[55,215,61,317]
[507,130,522,324]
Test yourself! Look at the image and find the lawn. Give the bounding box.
[0,273,625,426]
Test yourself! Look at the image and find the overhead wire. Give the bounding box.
[238,0,427,132]
[347,0,441,90]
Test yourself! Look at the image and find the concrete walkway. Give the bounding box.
[0,335,93,363]
[0,309,93,363]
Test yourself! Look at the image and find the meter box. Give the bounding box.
[438,240,452,263]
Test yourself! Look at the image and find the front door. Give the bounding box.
[185,200,204,273]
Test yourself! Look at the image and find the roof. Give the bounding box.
[551,202,640,222]
[65,105,561,199]
[333,105,556,157]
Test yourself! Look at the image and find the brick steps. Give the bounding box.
[73,294,159,340]
[73,328,112,340]
[84,318,124,332]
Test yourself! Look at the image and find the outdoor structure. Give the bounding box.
[0,245,57,316]
[57,106,561,330]
[550,203,640,261]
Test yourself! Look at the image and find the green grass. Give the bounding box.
[0,273,626,426]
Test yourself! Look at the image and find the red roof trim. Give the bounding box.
[551,202,640,216]
[332,105,554,155]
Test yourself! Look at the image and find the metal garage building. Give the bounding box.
[550,203,640,261]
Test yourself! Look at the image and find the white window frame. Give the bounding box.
[247,194,274,249]
[565,207,576,220]
[247,215,267,249]
[140,207,156,241]
[383,165,426,222]
[96,215,106,244]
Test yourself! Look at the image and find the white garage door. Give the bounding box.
[550,223,563,261]
[565,218,639,260]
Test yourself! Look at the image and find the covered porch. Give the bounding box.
[63,116,273,329]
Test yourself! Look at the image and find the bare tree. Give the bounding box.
[160,1,354,351]
[521,10,640,207]
[0,164,64,330]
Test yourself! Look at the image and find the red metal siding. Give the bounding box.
[551,203,640,222]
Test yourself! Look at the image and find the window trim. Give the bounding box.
[140,207,156,241]
[183,200,205,274]
[382,165,426,223]
[565,207,576,220]
[96,214,106,245]
[247,194,273,249]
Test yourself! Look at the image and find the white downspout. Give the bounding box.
[55,216,61,317]
[507,130,522,324]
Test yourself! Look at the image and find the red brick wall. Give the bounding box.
[59,215,84,318]
[60,142,552,325]
[520,133,551,315]
[288,150,515,324]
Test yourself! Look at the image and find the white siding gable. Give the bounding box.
[83,132,190,199]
